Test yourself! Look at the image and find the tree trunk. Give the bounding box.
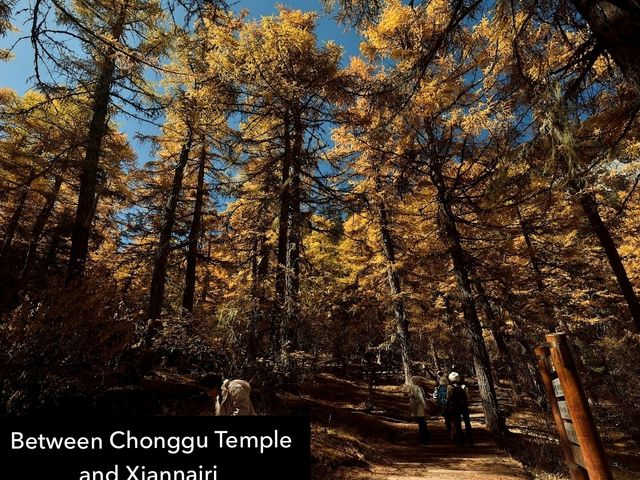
[1,176,62,313]
[0,168,35,262]
[199,237,213,308]
[249,231,269,358]
[44,222,64,274]
[284,110,303,356]
[516,206,546,291]
[433,173,505,434]
[550,81,640,330]
[182,140,207,313]
[375,182,412,385]
[16,175,63,291]
[274,113,292,356]
[474,282,511,362]
[441,292,455,326]
[515,206,567,335]
[252,234,269,303]
[577,189,640,330]
[66,8,127,283]
[148,127,193,322]
[572,0,640,97]
[429,337,441,372]
[473,281,525,398]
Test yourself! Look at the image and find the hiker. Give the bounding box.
[432,371,451,432]
[201,374,256,416]
[447,372,473,446]
[409,376,430,444]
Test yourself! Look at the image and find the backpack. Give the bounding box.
[447,384,467,412]
[434,385,447,409]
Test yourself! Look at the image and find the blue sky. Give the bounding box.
[1,0,362,163]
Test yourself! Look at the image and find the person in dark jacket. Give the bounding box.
[447,372,473,446]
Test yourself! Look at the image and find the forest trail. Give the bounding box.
[299,372,529,480]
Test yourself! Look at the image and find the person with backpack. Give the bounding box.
[447,372,473,446]
[408,376,430,444]
[201,374,256,416]
[432,371,451,432]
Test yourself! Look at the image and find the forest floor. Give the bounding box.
[283,370,640,480]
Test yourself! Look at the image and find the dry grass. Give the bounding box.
[311,425,372,479]
[503,397,640,480]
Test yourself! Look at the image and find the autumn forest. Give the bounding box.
[1,0,640,477]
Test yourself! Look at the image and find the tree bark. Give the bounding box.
[473,280,527,398]
[44,221,64,274]
[572,0,640,97]
[474,282,511,362]
[577,189,640,330]
[182,140,207,313]
[16,175,63,291]
[249,231,269,358]
[0,168,35,262]
[284,110,303,356]
[148,127,193,321]
[516,206,546,291]
[199,237,213,307]
[274,113,292,356]
[433,171,506,434]
[252,233,269,303]
[429,337,441,372]
[515,206,568,336]
[375,180,412,385]
[66,7,127,283]
[551,101,640,330]
[1,176,62,313]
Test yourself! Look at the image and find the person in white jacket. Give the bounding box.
[201,374,256,416]
[408,376,429,444]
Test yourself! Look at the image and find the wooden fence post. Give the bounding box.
[535,346,587,480]
[546,333,613,480]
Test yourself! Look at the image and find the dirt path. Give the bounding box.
[300,373,529,480]
[339,417,528,480]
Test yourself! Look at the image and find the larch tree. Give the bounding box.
[180,4,236,314]
[146,108,194,321]
[327,0,640,98]
[0,89,134,311]
[331,60,418,384]
[0,0,15,59]
[568,1,640,96]
[351,0,511,432]
[218,7,343,365]
[487,3,640,331]
[30,0,169,283]
[143,4,235,322]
